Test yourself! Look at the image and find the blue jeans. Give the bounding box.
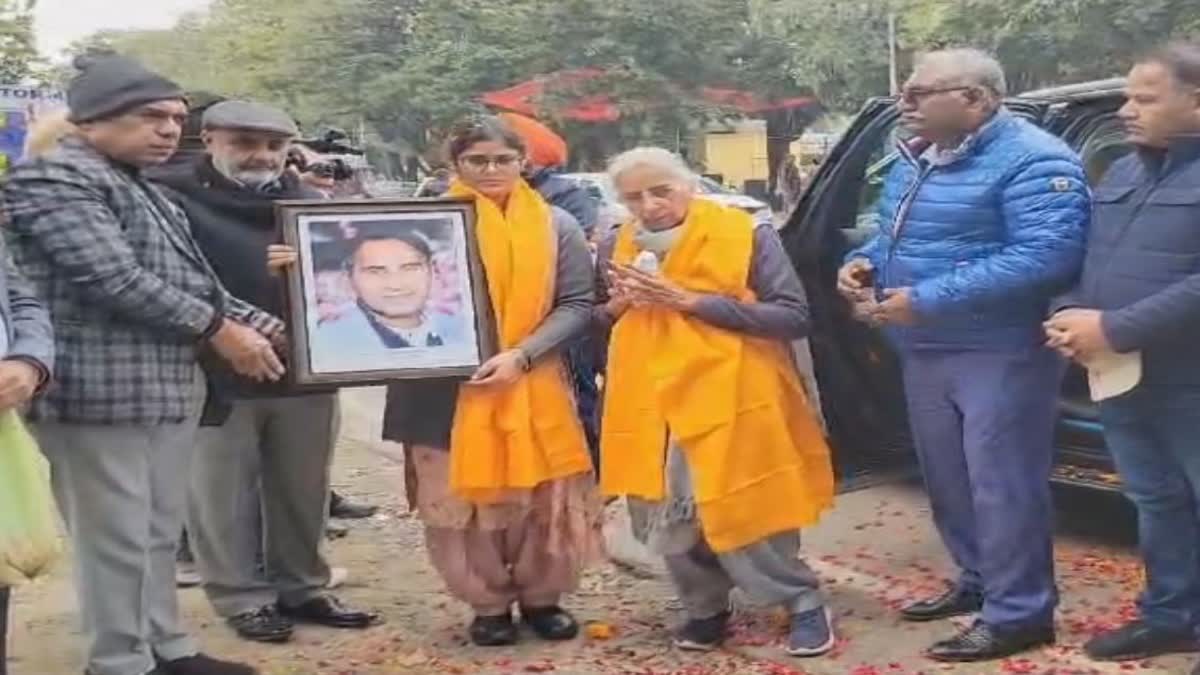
[1101,385,1200,635]
[902,347,1062,631]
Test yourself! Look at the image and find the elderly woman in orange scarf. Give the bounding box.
[382,117,601,647]
[595,147,836,657]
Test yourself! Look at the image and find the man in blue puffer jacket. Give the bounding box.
[839,49,1090,663]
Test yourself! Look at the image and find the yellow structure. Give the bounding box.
[699,120,770,190]
[698,119,836,191]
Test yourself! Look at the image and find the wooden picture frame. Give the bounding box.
[275,198,497,388]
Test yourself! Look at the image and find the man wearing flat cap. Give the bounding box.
[150,100,379,645]
[2,55,283,675]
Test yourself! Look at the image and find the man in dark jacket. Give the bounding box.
[1047,44,1200,669]
[151,100,377,645]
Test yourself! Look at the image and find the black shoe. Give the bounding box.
[1192,658,1200,675]
[278,595,379,629]
[227,606,294,643]
[329,491,378,519]
[926,620,1055,662]
[673,610,731,652]
[900,584,983,622]
[156,653,258,675]
[1083,620,1197,662]
[521,605,579,641]
[470,613,519,646]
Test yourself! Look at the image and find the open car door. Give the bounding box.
[780,97,1051,491]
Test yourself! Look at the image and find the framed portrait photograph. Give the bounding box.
[275,198,498,387]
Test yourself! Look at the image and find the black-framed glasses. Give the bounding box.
[899,86,975,106]
[458,153,523,171]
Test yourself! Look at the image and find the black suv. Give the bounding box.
[781,79,1130,492]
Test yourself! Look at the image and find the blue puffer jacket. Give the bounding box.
[848,110,1090,351]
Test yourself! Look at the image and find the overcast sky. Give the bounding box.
[35,0,212,58]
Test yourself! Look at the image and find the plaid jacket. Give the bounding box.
[2,136,282,425]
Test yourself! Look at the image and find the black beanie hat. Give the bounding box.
[67,54,186,124]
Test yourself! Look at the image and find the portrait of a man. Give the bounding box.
[318,229,468,349]
[297,213,482,377]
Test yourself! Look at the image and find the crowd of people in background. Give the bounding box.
[1,38,1200,675]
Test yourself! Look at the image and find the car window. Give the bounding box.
[848,121,906,233]
[1077,116,1132,185]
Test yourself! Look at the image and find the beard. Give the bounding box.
[211,154,283,188]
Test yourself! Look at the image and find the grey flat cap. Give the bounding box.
[202,100,298,136]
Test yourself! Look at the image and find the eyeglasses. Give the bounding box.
[458,154,523,171]
[899,86,975,106]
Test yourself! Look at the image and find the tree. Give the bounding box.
[747,1,892,113]
[904,0,1196,92]
[74,0,1200,179]
[0,0,39,83]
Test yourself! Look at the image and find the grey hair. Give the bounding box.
[606,147,699,189]
[915,48,1008,98]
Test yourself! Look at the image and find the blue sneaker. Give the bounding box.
[786,607,835,657]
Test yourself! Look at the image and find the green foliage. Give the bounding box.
[0,0,39,83]
[902,0,1195,92]
[70,0,1200,173]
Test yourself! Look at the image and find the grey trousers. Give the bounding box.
[36,418,201,675]
[664,531,824,620]
[188,394,337,617]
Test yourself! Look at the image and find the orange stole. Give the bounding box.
[446,179,592,503]
[600,200,834,552]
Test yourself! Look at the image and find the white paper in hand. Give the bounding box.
[1086,350,1142,402]
[633,251,660,275]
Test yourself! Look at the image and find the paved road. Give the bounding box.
[8,389,1187,674]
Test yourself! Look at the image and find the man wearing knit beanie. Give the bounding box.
[3,53,277,675]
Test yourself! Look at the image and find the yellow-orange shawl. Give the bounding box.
[446,178,592,502]
[600,199,834,552]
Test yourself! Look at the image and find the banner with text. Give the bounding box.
[0,86,67,173]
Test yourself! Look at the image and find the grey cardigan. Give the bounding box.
[517,207,595,362]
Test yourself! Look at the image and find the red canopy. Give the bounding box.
[480,69,817,123]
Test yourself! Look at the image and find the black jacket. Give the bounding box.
[149,157,326,417]
[1061,137,1200,386]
